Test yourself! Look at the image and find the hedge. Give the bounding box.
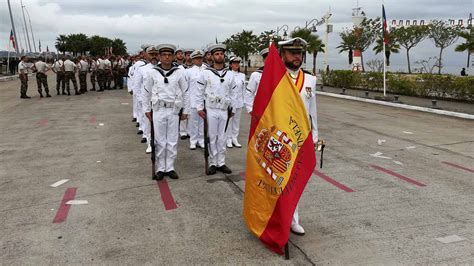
[321,70,474,101]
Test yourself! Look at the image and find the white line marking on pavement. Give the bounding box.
[403,131,414,134]
[50,179,70,188]
[98,123,104,126]
[121,103,129,105]
[436,235,467,244]
[66,200,88,205]
[370,152,392,160]
[392,160,403,166]
[405,146,416,149]
[377,139,386,145]
[96,160,101,163]
[316,91,474,120]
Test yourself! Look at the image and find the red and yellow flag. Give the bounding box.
[243,43,316,254]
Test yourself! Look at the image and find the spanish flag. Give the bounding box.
[243,43,316,254]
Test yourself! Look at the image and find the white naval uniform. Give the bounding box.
[196,67,237,167]
[129,60,147,120]
[244,67,263,113]
[226,70,245,143]
[186,64,207,147]
[143,65,189,173]
[134,63,155,141]
[178,64,189,137]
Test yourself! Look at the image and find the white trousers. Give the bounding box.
[207,108,228,167]
[153,107,179,172]
[179,116,188,137]
[226,107,242,140]
[189,108,204,146]
[292,205,299,225]
[132,93,139,119]
[141,101,151,141]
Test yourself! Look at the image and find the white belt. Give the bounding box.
[206,97,229,109]
[157,100,175,108]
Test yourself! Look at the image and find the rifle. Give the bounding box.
[224,106,233,132]
[317,140,326,168]
[203,102,210,175]
[150,110,156,179]
[178,108,184,128]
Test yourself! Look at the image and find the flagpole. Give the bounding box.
[382,3,387,97]
[7,0,20,54]
[7,43,11,75]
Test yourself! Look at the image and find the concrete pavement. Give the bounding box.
[0,74,473,264]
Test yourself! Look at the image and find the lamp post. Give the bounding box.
[276,24,289,39]
[7,0,20,55]
[20,0,32,53]
[24,7,37,53]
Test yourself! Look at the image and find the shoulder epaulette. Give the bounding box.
[302,69,314,76]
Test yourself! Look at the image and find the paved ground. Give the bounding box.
[1,74,473,265]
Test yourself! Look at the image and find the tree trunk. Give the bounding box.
[361,52,365,72]
[438,48,443,75]
[467,51,471,68]
[407,48,411,74]
[313,52,317,74]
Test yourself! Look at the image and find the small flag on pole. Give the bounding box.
[9,29,16,49]
[382,5,389,44]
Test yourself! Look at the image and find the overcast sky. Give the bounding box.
[0,0,472,73]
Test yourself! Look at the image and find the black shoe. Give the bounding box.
[46,94,51,98]
[57,91,60,95]
[75,91,81,95]
[217,165,232,174]
[20,95,31,99]
[67,92,71,96]
[136,122,140,127]
[153,171,165,181]
[137,130,143,135]
[132,118,137,122]
[91,88,96,91]
[141,138,147,143]
[167,170,179,179]
[99,89,104,92]
[207,165,217,175]
[39,93,43,98]
[180,135,187,140]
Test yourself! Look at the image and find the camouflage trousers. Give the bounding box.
[114,69,124,89]
[36,72,49,95]
[90,71,97,90]
[64,71,78,94]
[79,71,87,93]
[97,69,106,91]
[56,72,65,94]
[19,74,28,96]
[106,70,113,89]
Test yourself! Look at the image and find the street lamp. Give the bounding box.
[276,24,289,39]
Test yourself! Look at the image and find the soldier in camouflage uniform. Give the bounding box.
[63,56,80,95]
[34,57,51,97]
[78,56,89,93]
[18,56,31,99]
[89,57,97,91]
[52,57,66,95]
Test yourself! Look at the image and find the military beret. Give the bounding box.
[156,44,177,54]
[207,43,226,54]
[259,48,269,57]
[190,50,204,59]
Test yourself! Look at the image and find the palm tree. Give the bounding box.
[373,34,400,66]
[291,28,325,74]
[337,30,357,65]
[55,34,69,55]
[455,26,473,68]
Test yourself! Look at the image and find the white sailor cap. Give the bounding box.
[141,44,153,51]
[190,50,204,59]
[278,37,307,50]
[156,44,177,54]
[175,47,183,54]
[229,56,242,62]
[146,45,159,53]
[259,48,269,57]
[207,43,226,54]
[184,48,195,54]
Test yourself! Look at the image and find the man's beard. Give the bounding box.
[284,60,302,71]
[214,58,224,64]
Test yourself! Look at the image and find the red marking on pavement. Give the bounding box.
[89,116,97,124]
[239,171,246,179]
[156,180,177,210]
[53,187,77,223]
[442,161,474,173]
[313,170,355,192]
[369,165,426,187]
[38,119,48,126]
[96,96,101,100]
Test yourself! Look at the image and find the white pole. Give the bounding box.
[7,0,20,54]
[7,43,11,75]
